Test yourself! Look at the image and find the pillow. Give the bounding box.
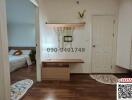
[13,50,22,56]
[9,50,16,55]
[22,50,31,55]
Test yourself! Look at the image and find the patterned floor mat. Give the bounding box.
[90,74,118,85]
[11,79,33,100]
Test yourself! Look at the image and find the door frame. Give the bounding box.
[35,2,41,82]
[90,15,117,73]
[0,0,41,99]
[0,0,10,99]
[30,0,41,82]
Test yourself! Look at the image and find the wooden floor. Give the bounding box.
[11,65,36,84]
[11,66,130,100]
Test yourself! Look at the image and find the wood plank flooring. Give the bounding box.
[11,66,130,100]
[11,66,36,84]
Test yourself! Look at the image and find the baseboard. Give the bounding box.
[70,73,89,75]
[116,65,130,73]
[70,73,129,75]
[70,65,130,75]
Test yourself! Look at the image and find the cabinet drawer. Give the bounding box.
[42,67,70,80]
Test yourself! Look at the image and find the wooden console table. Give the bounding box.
[42,59,84,80]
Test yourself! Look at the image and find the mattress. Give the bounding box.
[9,55,32,72]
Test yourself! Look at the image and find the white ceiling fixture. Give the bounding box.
[29,0,38,7]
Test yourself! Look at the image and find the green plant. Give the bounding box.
[29,49,36,63]
[78,9,86,18]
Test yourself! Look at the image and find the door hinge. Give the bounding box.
[113,20,116,24]
[111,65,112,69]
[113,33,115,37]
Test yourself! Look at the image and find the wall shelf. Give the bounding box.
[45,22,86,28]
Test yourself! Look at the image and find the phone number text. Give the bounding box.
[47,48,85,53]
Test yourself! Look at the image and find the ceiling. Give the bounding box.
[6,0,36,24]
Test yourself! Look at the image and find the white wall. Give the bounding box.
[6,0,36,47]
[117,0,132,69]
[7,24,35,47]
[6,0,35,24]
[39,0,120,73]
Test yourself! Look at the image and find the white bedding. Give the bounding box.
[9,55,32,72]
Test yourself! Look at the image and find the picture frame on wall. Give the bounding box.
[64,36,73,42]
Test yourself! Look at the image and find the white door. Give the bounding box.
[92,16,115,73]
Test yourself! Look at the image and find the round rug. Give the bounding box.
[11,79,33,100]
[90,74,118,85]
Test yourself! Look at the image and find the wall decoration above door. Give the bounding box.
[46,22,85,48]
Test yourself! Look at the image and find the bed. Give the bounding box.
[9,50,32,72]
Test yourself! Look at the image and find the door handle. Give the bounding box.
[92,45,96,47]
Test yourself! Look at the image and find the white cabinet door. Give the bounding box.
[117,0,132,69]
[92,16,115,73]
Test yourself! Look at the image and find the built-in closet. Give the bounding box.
[117,0,132,70]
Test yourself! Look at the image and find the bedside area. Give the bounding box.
[42,59,84,81]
